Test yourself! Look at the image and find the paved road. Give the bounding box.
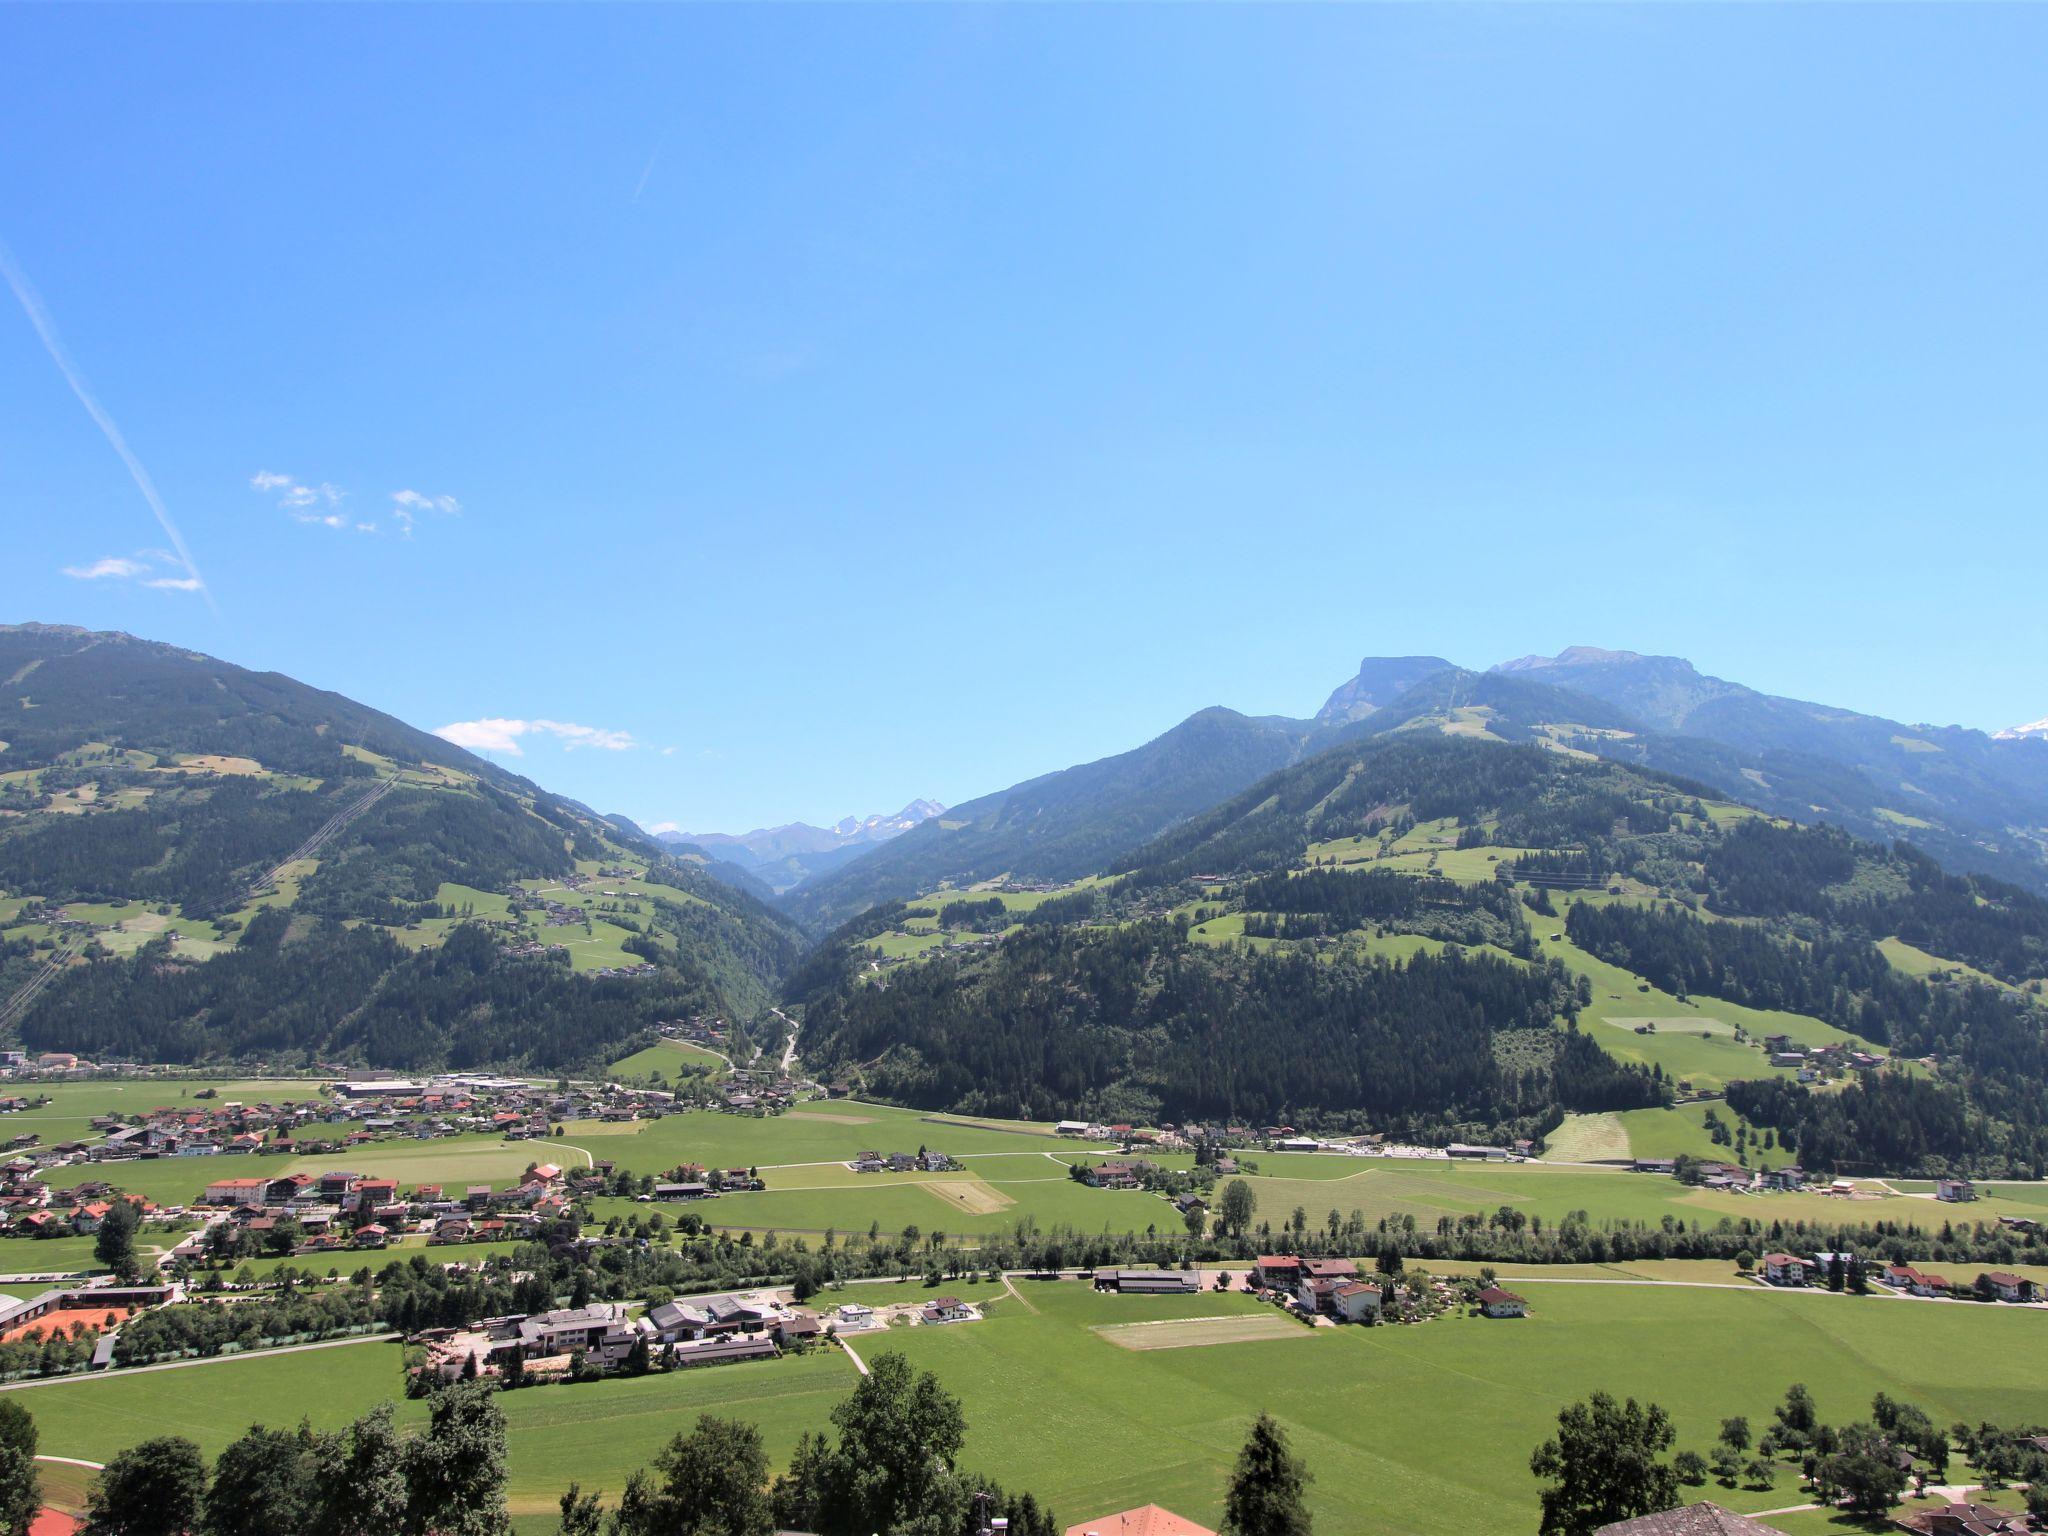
[0,1331,399,1393]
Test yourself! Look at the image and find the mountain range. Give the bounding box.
[650,801,945,893]
[6,620,2047,1096]
[776,646,2048,930]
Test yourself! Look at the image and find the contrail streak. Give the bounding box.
[0,237,214,611]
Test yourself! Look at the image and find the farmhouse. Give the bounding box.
[1475,1286,1526,1318]
[1761,1253,1806,1286]
[1934,1178,1977,1203]
[1083,1161,1145,1190]
[1882,1263,1952,1298]
[1977,1271,2033,1303]
[1253,1255,1303,1290]
[922,1296,975,1324]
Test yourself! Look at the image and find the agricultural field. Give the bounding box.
[1219,1153,2048,1235]
[1541,1101,1762,1165]
[11,1271,2048,1536]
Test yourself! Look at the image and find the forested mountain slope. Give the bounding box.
[1484,648,2048,893]
[779,707,1342,934]
[0,625,802,1069]
[794,734,2048,1174]
[789,647,2048,950]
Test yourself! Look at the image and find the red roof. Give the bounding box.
[1065,1507,1215,1536]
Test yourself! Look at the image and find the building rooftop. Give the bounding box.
[1065,1508,1217,1536]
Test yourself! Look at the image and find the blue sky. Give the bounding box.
[4,5,2044,833]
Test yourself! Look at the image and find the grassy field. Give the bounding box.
[1542,1101,1759,1164]
[13,1278,2048,1536]
[1224,1155,2048,1234]
[607,1039,729,1079]
[1527,901,1868,1094]
[0,1234,108,1277]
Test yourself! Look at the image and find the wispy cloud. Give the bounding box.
[251,471,350,528]
[646,820,680,835]
[252,474,461,538]
[1,238,213,609]
[390,488,461,538]
[432,718,638,757]
[60,549,203,595]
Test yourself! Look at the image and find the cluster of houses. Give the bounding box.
[416,1289,810,1381]
[199,1163,584,1253]
[1758,1250,2041,1304]
[413,1286,988,1386]
[850,1149,957,1174]
[1643,1158,1816,1192]
[1760,1032,1887,1081]
[1250,1255,1390,1322]
[0,1166,156,1242]
[714,1070,801,1115]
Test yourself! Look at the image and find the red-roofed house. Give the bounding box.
[1477,1287,1527,1318]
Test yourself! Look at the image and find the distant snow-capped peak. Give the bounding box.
[1994,717,2048,741]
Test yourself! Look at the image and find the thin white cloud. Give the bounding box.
[63,556,149,580]
[646,820,680,835]
[1,239,212,609]
[58,549,204,595]
[432,718,638,757]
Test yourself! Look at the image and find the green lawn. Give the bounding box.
[0,1234,107,1277]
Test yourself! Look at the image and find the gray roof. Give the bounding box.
[1594,1504,1789,1536]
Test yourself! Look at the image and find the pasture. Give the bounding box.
[11,1276,2048,1536]
[607,1039,728,1080]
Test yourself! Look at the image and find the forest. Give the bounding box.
[796,919,1658,1134]
[14,912,733,1069]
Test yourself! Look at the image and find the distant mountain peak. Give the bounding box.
[1996,717,2048,742]
[1492,646,1657,674]
[652,798,945,891]
[1315,655,1456,724]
